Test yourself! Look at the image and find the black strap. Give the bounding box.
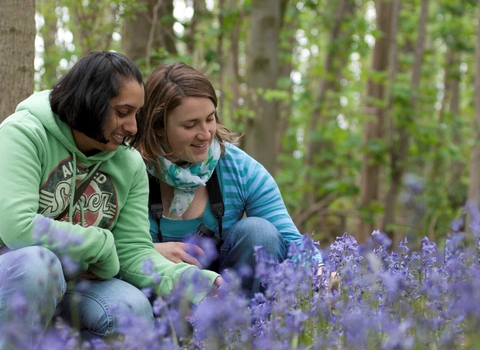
[54,167,96,220]
[148,173,163,221]
[148,168,224,240]
[206,169,224,235]
[148,173,164,243]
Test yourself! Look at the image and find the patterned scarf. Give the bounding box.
[148,138,221,219]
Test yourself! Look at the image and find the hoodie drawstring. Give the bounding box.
[68,154,77,221]
[68,153,103,226]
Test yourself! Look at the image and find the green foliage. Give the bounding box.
[364,138,389,165]
[256,88,290,102]
[33,0,480,244]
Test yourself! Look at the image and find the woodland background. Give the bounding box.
[2,0,480,249]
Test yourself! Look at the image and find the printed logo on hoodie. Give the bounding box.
[38,157,117,228]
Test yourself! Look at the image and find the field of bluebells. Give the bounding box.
[3,215,480,349]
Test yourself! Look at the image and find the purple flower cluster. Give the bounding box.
[5,217,480,349]
[33,216,84,277]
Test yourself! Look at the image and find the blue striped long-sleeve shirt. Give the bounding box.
[149,143,322,262]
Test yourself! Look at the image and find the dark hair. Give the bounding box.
[50,51,143,144]
[131,62,239,175]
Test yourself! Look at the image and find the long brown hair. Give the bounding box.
[129,62,239,176]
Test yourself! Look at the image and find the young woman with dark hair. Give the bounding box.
[50,51,144,145]
[0,52,221,348]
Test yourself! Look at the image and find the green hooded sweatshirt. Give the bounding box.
[0,90,218,304]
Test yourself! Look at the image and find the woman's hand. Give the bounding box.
[214,276,224,287]
[316,264,340,291]
[154,242,204,268]
[206,276,224,299]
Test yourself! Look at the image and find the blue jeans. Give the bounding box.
[219,217,287,297]
[0,246,154,349]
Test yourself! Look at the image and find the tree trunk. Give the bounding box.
[382,0,429,239]
[217,0,225,120]
[0,0,35,123]
[357,0,395,242]
[185,0,206,56]
[122,0,177,70]
[446,57,465,202]
[276,0,297,162]
[301,0,354,207]
[226,0,243,127]
[36,0,59,90]
[69,0,121,56]
[243,0,283,175]
[425,50,462,238]
[466,0,480,232]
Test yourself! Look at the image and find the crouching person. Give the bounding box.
[0,52,221,349]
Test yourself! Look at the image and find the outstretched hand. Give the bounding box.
[154,241,204,268]
[214,276,224,288]
[206,276,225,299]
[315,264,340,291]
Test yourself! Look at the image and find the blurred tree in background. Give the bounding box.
[0,0,36,121]
[4,0,480,249]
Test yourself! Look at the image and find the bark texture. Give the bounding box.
[0,0,36,123]
[244,0,283,175]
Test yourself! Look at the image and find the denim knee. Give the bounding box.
[27,246,66,292]
[0,246,66,306]
[224,217,287,261]
[0,246,67,349]
[219,217,287,296]
[58,278,154,340]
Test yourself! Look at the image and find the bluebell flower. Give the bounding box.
[191,289,251,348]
[399,237,409,253]
[32,216,52,243]
[142,257,154,275]
[381,319,415,349]
[371,230,392,248]
[8,225,480,348]
[60,255,80,277]
[36,318,82,350]
[450,216,464,233]
[184,234,219,269]
[328,233,358,270]
[32,217,84,262]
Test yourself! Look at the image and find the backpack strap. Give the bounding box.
[148,168,224,238]
[148,173,163,242]
[148,174,163,220]
[206,169,224,235]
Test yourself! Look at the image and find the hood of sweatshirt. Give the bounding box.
[15,90,116,165]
